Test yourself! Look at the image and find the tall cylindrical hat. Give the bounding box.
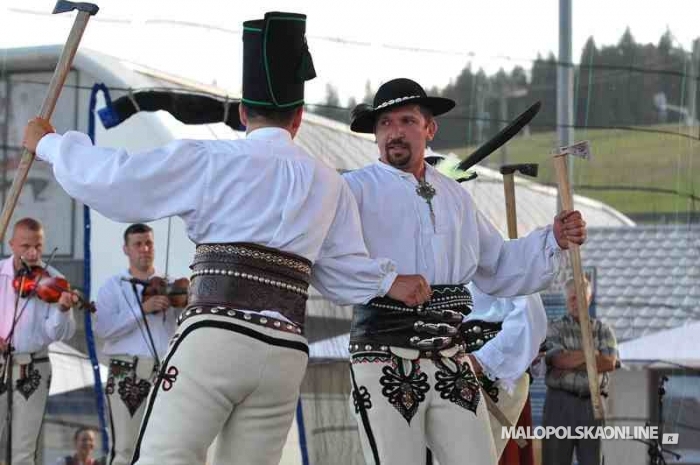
[242,12,316,109]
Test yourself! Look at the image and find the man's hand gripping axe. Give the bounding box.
[552,141,603,420]
[0,1,99,241]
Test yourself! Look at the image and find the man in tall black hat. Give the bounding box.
[340,78,588,465]
[23,14,432,465]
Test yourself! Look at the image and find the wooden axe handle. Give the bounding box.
[502,173,518,240]
[553,154,604,420]
[482,391,528,448]
[0,12,92,242]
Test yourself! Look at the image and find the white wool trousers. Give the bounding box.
[106,356,157,465]
[131,314,308,465]
[0,352,51,465]
[349,351,497,465]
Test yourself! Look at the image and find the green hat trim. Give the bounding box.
[263,15,307,107]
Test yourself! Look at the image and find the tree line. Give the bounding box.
[312,29,700,150]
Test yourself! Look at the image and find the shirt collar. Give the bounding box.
[245,127,293,143]
[120,269,158,280]
[374,160,435,183]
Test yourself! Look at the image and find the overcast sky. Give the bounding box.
[1,0,698,104]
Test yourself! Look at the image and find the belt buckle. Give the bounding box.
[426,309,463,323]
[413,321,458,336]
[14,354,32,365]
[409,336,452,350]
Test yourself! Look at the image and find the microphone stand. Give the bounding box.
[633,375,681,465]
[3,271,27,465]
[129,283,161,373]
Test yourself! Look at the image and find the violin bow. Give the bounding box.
[164,217,172,283]
[162,217,173,319]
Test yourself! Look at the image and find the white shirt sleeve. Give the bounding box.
[471,209,563,297]
[310,182,397,306]
[472,293,547,389]
[43,304,76,342]
[36,131,209,224]
[94,280,143,340]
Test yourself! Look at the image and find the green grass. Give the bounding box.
[449,125,700,216]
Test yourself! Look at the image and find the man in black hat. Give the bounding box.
[339,78,587,465]
[23,14,432,465]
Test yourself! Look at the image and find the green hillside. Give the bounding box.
[450,125,699,216]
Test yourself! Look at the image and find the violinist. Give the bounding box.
[94,223,183,465]
[0,217,76,465]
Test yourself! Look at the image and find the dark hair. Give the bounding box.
[123,223,152,245]
[417,105,435,122]
[74,426,96,442]
[13,217,43,233]
[242,103,298,127]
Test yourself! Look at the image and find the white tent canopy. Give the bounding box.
[48,342,109,396]
[618,321,700,368]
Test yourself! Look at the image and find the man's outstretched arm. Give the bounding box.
[24,117,208,224]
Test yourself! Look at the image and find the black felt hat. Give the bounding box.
[350,78,455,133]
[242,12,316,109]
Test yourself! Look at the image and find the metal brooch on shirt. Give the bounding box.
[416,179,436,232]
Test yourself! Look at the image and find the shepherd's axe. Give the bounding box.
[552,140,603,420]
[499,163,538,240]
[479,163,539,449]
[458,101,541,171]
[0,1,99,241]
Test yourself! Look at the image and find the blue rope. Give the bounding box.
[296,399,310,465]
[85,82,113,455]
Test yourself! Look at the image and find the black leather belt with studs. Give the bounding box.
[350,284,472,351]
[461,320,503,352]
[188,242,311,332]
[177,304,303,336]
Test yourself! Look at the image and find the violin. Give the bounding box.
[141,276,189,308]
[13,265,97,313]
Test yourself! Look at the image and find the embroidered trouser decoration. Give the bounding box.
[16,363,42,400]
[350,353,498,465]
[106,358,156,465]
[0,359,51,465]
[478,373,500,403]
[118,376,151,416]
[107,362,152,417]
[433,357,480,414]
[379,356,430,423]
[352,382,372,413]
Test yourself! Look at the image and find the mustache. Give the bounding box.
[385,139,410,150]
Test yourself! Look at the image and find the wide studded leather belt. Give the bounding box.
[350,284,472,351]
[188,242,311,332]
[461,320,503,352]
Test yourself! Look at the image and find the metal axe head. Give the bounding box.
[499,163,539,178]
[558,140,591,160]
[53,0,99,15]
